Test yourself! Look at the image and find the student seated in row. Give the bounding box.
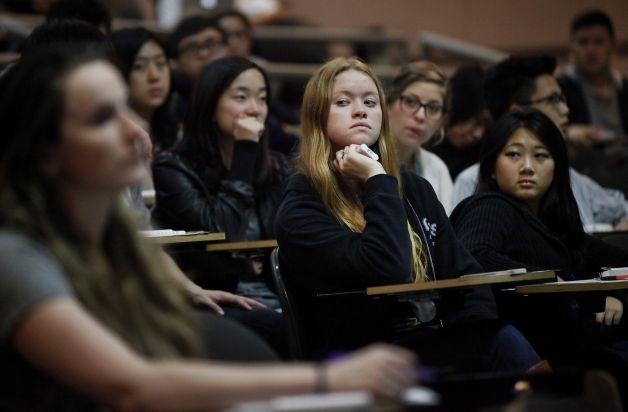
[450,109,628,373]
[387,61,453,214]
[0,47,416,410]
[274,56,545,373]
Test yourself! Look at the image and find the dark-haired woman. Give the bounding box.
[110,27,178,155]
[152,57,290,352]
[451,109,628,368]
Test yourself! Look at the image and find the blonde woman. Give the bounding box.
[387,61,453,214]
[0,48,418,410]
[275,57,546,373]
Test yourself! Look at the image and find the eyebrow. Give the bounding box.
[333,90,379,97]
[506,142,549,150]
[232,86,267,93]
[135,53,166,61]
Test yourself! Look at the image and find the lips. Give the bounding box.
[351,122,371,129]
[518,179,536,188]
[149,88,164,98]
[406,126,425,138]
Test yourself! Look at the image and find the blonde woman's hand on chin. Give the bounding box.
[325,343,417,399]
[233,115,265,142]
[334,144,385,183]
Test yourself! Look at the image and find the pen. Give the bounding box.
[600,275,628,281]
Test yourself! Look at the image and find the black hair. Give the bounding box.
[214,9,252,31]
[484,56,556,121]
[177,56,272,189]
[169,15,226,58]
[448,64,485,125]
[110,27,178,152]
[110,27,169,78]
[45,0,112,33]
[22,19,114,58]
[477,109,583,248]
[570,9,615,41]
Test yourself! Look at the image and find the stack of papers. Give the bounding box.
[140,229,204,237]
[599,267,628,281]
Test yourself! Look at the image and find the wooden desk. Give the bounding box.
[516,279,628,295]
[147,232,225,245]
[205,239,277,252]
[367,270,556,297]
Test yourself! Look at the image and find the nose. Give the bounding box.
[245,98,262,116]
[352,102,367,118]
[558,100,570,117]
[146,63,159,80]
[520,155,534,174]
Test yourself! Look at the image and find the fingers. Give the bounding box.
[595,310,623,326]
[234,115,264,141]
[193,295,224,315]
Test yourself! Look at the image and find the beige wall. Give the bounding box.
[283,0,628,55]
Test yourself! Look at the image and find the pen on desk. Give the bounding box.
[599,275,628,281]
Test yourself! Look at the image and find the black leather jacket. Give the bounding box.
[152,140,291,290]
[152,140,291,241]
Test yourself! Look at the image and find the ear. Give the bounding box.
[169,58,179,72]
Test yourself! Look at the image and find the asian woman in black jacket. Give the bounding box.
[274,57,544,373]
[450,109,628,369]
[152,57,290,307]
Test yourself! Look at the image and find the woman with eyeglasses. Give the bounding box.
[450,109,628,369]
[274,57,546,373]
[387,61,453,214]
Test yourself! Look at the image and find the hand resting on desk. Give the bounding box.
[595,296,623,326]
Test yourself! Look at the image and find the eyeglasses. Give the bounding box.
[525,92,567,107]
[179,38,225,57]
[399,95,444,119]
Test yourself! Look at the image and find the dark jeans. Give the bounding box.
[195,311,279,362]
[396,320,541,373]
[222,306,290,360]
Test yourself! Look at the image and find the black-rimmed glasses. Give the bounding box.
[525,92,567,107]
[399,95,444,119]
[179,38,226,56]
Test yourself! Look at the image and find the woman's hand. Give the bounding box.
[595,296,624,326]
[325,344,416,398]
[233,115,265,142]
[333,144,385,183]
[186,283,266,315]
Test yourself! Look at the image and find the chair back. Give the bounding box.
[270,247,304,359]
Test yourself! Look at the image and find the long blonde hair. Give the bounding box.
[0,49,202,358]
[298,57,428,282]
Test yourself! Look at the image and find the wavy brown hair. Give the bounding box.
[298,57,427,281]
[0,48,202,358]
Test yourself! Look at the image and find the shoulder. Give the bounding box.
[456,163,479,182]
[0,231,73,341]
[153,151,189,169]
[268,150,294,177]
[419,149,448,171]
[152,152,201,182]
[450,192,522,225]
